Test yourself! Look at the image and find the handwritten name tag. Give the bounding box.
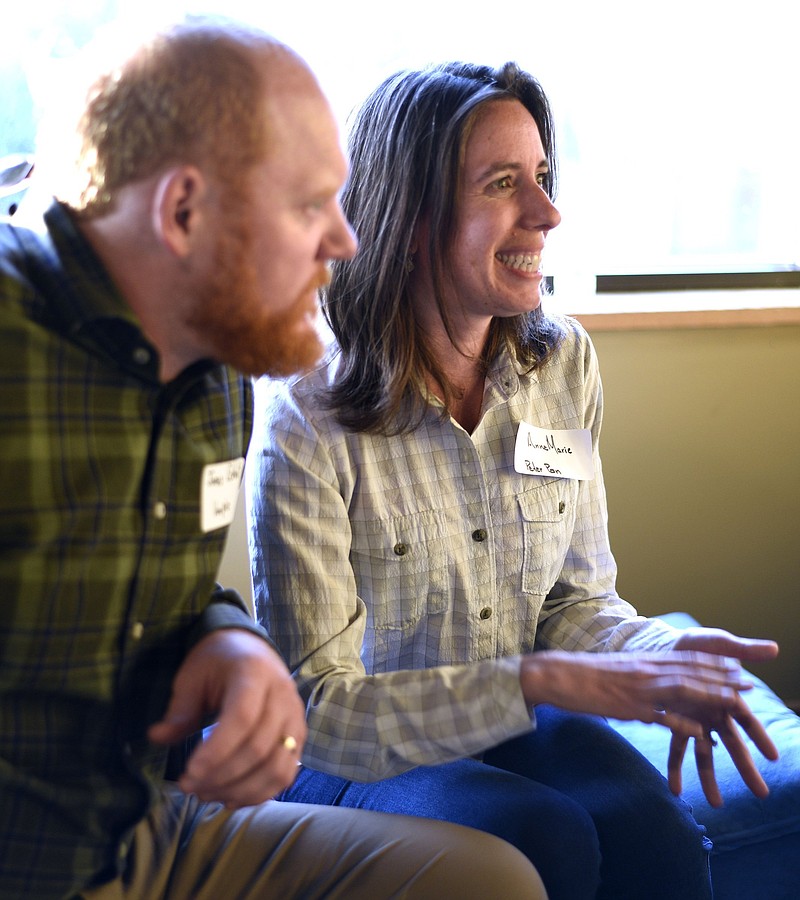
[200,458,245,533]
[514,422,594,480]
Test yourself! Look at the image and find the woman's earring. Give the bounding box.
[405,255,415,274]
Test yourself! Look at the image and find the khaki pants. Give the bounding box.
[81,785,547,899]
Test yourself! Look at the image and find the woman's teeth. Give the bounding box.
[496,252,541,272]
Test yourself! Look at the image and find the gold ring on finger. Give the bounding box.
[280,734,298,753]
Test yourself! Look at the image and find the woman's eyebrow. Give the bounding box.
[475,160,550,181]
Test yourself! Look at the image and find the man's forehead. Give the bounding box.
[253,75,347,189]
[264,71,338,143]
[257,45,320,98]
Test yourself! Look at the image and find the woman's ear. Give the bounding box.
[152,165,208,258]
[410,212,432,257]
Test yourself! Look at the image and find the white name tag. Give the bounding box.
[200,458,245,533]
[514,422,594,480]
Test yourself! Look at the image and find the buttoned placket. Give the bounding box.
[119,381,177,660]
[451,421,498,660]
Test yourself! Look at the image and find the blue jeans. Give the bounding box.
[278,706,712,900]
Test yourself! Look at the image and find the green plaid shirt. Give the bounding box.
[0,203,257,899]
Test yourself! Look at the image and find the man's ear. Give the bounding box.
[152,165,209,258]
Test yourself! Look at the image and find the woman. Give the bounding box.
[248,62,777,899]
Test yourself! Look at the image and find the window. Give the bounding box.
[5,0,799,307]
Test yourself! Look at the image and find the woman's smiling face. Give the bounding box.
[440,98,561,324]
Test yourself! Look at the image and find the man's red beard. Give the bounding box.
[187,209,329,378]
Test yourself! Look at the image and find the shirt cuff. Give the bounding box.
[188,585,281,657]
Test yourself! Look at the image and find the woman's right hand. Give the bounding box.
[519,649,778,806]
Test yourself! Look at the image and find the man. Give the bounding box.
[0,19,547,899]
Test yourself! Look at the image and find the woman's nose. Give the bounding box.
[520,185,561,232]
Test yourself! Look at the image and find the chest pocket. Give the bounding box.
[350,509,455,673]
[350,508,453,629]
[517,480,577,595]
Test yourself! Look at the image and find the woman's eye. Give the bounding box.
[493,176,513,190]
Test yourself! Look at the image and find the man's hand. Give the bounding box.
[520,649,779,805]
[148,629,307,808]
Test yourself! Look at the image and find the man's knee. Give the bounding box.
[196,800,548,899]
[392,816,548,899]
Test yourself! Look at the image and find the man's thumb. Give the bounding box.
[148,691,201,745]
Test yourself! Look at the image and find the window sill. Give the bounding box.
[546,286,800,332]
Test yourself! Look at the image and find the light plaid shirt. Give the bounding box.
[249,318,679,781]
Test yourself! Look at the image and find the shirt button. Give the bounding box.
[131,621,144,641]
[471,528,487,542]
[479,607,492,620]
[393,542,408,556]
[558,501,566,514]
[132,346,151,365]
[153,501,167,520]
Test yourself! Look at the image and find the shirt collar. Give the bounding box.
[44,201,141,327]
[42,200,162,383]
[486,344,539,398]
